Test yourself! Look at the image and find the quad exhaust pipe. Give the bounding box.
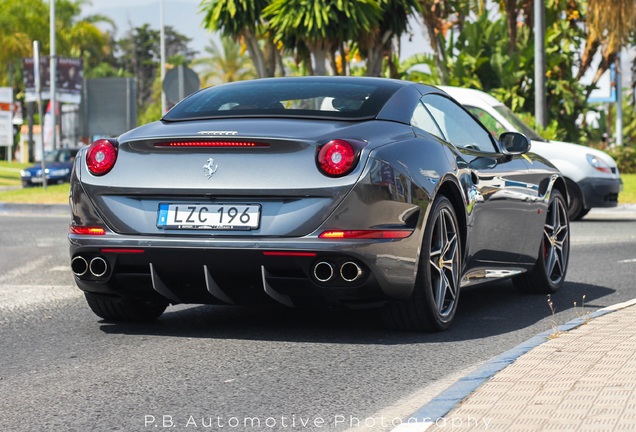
[313,261,334,283]
[89,257,108,278]
[71,256,88,277]
[72,255,109,278]
[312,260,364,284]
[340,261,363,282]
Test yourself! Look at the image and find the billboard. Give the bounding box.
[0,88,13,147]
[81,78,137,139]
[23,56,83,104]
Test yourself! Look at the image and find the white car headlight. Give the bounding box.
[586,154,613,174]
[20,170,31,177]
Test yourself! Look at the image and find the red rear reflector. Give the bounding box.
[70,226,106,236]
[100,248,145,254]
[155,141,268,148]
[319,230,412,239]
[262,251,318,257]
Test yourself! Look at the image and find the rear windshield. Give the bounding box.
[163,78,401,121]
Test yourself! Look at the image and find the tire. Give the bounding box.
[382,196,461,331]
[576,208,590,220]
[565,179,588,221]
[513,190,570,294]
[84,292,168,322]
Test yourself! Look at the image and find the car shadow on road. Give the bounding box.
[97,280,614,345]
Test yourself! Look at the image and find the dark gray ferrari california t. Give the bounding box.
[68,76,570,331]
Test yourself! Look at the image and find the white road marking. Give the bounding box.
[50,266,69,272]
[344,363,482,432]
[0,284,80,311]
[0,256,51,285]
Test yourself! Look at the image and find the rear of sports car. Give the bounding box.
[69,78,429,321]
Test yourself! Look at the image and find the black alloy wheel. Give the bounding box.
[382,195,461,331]
[514,190,570,294]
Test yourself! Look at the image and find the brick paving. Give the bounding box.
[426,304,636,431]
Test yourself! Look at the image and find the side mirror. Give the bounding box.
[499,132,531,155]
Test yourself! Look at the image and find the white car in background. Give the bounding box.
[441,86,623,220]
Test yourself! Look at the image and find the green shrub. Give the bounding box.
[605,146,636,174]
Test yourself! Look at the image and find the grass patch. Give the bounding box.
[0,161,70,204]
[620,174,636,204]
[0,183,70,204]
[0,161,29,186]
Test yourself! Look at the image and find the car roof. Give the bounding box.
[437,86,505,109]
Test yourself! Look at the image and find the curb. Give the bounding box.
[391,298,636,431]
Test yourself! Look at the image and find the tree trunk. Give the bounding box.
[420,7,449,84]
[504,0,517,54]
[242,29,268,78]
[307,40,331,76]
[577,34,600,80]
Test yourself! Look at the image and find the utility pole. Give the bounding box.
[50,0,57,150]
[34,41,47,190]
[615,53,623,146]
[534,0,547,129]
[160,0,167,115]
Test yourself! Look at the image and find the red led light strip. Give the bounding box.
[155,141,268,148]
[100,248,145,254]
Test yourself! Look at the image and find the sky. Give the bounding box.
[82,0,216,55]
[82,0,427,61]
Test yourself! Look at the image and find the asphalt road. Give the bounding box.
[1,206,635,432]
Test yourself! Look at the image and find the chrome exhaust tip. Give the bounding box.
[89,257,108,278]
[313,261,334,283]
[340,261,363,283]
[71,256,89,277]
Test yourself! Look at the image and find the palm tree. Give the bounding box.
[578,0,636,94]
[0,0,48,87]
[264,0,382,76]
[357,0,420,77]
[193,38,257,86]
[417,0,488,83]
[200,0,275,78]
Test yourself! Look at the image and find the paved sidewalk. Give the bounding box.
[400,300,636,431]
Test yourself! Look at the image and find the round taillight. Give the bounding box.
[86,139,118,176]
[317,139,357,177]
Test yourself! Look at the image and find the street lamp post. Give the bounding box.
[50,0,57,150]
[160,0,167,114]
[34,41,47,190]
[534,0,547,129]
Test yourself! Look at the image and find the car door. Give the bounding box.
[418,94,538,267]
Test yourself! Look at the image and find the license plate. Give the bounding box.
[157,203,261,230]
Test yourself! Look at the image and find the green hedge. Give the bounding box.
[605,146,636,174]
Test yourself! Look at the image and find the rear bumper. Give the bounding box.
[69,234,419,308]
[579,177,622,209]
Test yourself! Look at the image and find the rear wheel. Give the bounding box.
[84,292,168,322]
[382,196,461,331]
[513,190,570,294]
